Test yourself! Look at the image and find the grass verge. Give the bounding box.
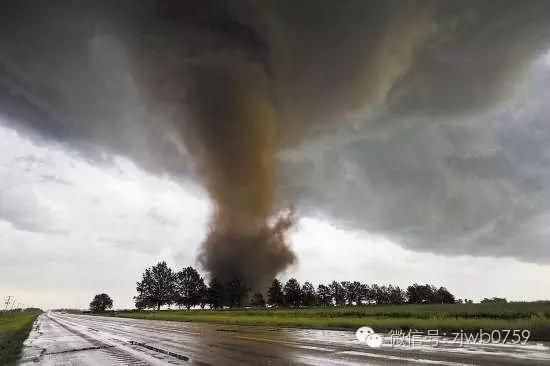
[107,302,550,340]
[0,311,41,365]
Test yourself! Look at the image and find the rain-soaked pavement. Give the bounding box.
[18,312,550,365]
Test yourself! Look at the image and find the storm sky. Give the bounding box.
[2,113,550,309]
[1,1,550,308]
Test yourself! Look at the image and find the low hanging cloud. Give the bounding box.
[281,61,550,263]
[0,0,550,282]
[0,189,58,234]
[0,150,64,234]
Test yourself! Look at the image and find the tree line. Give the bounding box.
[133,262,457,310]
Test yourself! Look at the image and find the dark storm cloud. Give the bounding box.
[1,0,550,282]
[387,1,550,116]
[283,62,550,263]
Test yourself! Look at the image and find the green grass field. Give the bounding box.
[0,311,41,365]
[111,302,550,340]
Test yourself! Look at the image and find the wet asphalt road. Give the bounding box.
[18,312,550,365]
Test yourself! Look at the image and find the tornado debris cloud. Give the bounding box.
[180,1,435,289]
[185,63,295,289]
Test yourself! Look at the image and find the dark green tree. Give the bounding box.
[370,283,384,304]
[317,284,332,306]
[388,285,406,304]
[134,295,147,310]
[434,287,456,304]
[352,281,364,305]
[89,293,113,313]
[135,261,175,310]
[301,282,317,306]
[283,278,302,307]
[267,279,284,306]
[197,280,208,309]
[206,278,225,309]
[174,266,205,309]
[329,281,346,306]
[250,292,266,307]
[225,278,249,307]
[342,281,363,305]
[407,283,437,304]
[360,283,372,304]
[376,285,391,304]
[340,281,351,305]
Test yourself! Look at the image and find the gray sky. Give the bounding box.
[283,56,550,265]
[2,54,550,308]
[1,2,550,309]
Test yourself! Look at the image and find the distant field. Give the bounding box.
[111,302,550,340]
[0,311,40,365]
